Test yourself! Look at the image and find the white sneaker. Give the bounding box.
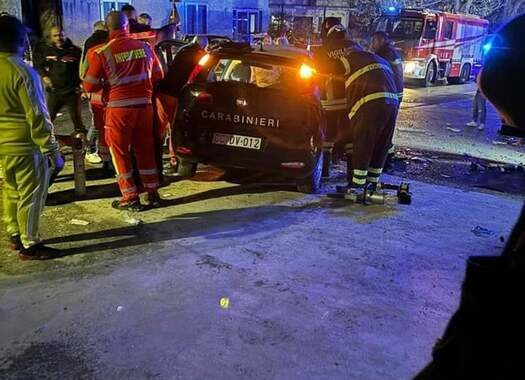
[478,123,485,131]
[466,121,478,127]
[86,153,102,164]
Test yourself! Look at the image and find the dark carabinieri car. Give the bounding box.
[172,42,325,193]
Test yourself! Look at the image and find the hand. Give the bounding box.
[42,76,52,88]
[47,152,65,173]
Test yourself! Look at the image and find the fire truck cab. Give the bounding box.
[376,8,489,86]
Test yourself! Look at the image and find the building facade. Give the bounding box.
[269,0,355,42]
[2,0,270,45]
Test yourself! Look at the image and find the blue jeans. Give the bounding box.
[472,91,487,124]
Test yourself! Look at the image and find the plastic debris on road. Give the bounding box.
[220,297,230,309]
[116,305,124,312]
[124,216,143,226]
[471,226,495,238]
[397,128,427,134]
[69,219,90,226]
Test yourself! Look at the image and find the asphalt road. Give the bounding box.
[1,83,524,380]
[396,82,524,165]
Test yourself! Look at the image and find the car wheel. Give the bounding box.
[177,160,197,178]
[297,152,323,194]
[422,62,436,87]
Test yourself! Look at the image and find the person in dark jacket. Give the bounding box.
[34,26,85,133]
[371,31,404,169]
[154,42,206,175]
[80,21,110,166]
[321,19,399,190]
[121,4,150,33]
[313,19,348,176]
[81,21,108,64]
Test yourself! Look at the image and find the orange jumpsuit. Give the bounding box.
[83,29,164,201]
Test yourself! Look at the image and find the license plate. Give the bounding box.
[212,133,262,150]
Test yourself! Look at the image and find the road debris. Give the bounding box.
[397,128,427,134]
[69,219,90,226]
[220,297,230,309]
[410,156,430,163]
[116,306,124,312]
[446,127,461,133]
[471,226,495,238]
[124,216,143,226]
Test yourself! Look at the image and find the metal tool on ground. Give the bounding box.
[329,181,412,205]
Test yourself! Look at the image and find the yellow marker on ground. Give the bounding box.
[220,297,230,309]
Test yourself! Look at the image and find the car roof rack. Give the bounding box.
[209,42,253,53]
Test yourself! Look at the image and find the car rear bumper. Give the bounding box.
[174,128,321,179]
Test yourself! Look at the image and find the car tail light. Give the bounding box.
[198,53,211,67]
[176,147,192,155]
[299,64,316,79]
[186,54,212,85]
[281,162,306,169]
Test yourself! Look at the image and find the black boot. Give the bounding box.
[19,243,61,261]
[10,234,23,251]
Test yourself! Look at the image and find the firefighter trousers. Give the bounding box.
[0,153,51,248]
[90,103,110,162]
[105,105,160,201]
[345,100,398,187]
[323,109,348,160]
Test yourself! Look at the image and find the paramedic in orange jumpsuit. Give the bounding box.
[83,11,164,211]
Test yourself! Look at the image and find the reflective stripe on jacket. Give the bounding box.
[82,30,164,108]
[333,49,399,121]
[80,43,107,107]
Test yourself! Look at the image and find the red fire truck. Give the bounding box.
[376,8,489,86]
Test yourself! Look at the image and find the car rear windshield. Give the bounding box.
[206,57,303,91]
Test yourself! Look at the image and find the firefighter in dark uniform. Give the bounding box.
[371,31,404,168]
[321,19,399,190]
[312,20,348,176]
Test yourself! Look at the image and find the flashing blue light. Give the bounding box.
[483,42,492,53]
[388,6,397,12]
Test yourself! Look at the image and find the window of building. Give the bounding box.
[100,1,129,19]
[185,3,207,34]
[443,21,454,39]
[233,9,263,36]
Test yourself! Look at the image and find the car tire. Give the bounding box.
[177,160,197,178]
[297,152,323,194]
